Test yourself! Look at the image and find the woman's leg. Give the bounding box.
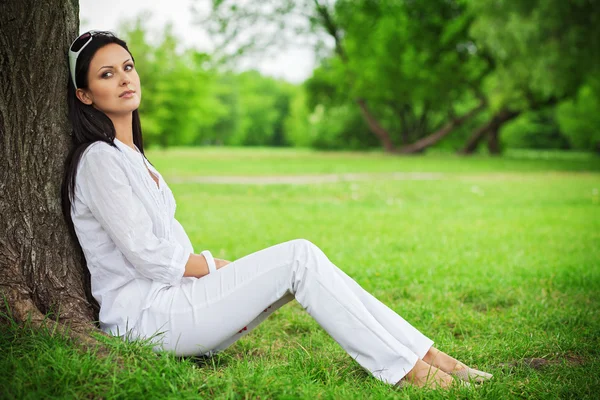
[331,267,434,359]
[423,347,493,383]
[135,239,425,385]
[214,247,435,357]
[208,293,294,354]
[330,255,492,383]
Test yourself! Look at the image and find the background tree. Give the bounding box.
[311,0,490,153]
[556,82,600,153]
[460,0,600,154]
[204,0,600,155]
[121,17,227,148]
[204,0,490,154]
[121,17,299,148]
[0,1,97,334]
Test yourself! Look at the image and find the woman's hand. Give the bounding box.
[214,258,231,270]
[184,254,231,279]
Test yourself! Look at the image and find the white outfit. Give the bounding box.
[71,138,433,384]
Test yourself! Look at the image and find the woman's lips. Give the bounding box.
[120,84,137,98]
[120,90,135,98]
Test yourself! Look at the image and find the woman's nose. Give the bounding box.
[120,72,131,85]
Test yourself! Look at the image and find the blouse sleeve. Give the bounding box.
[172,218,195,254]
[77,148,189,286]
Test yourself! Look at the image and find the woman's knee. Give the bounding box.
[288,238,331,267]
[289,238,320,254]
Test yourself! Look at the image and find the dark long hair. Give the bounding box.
[61,31,146,236]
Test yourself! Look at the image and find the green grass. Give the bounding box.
[146,147,600,177]
[2,148,599,399]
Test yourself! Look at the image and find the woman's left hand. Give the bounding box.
[214,258,231,270]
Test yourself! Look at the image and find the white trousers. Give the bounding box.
[132,239,433,384]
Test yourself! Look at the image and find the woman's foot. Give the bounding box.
[396,359,455,389]
[423,347,493,384]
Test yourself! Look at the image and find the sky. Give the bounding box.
[79,0,315,83]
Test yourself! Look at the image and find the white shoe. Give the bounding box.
[451,367,493,384]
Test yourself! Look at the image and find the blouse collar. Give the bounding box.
[113,137,144,163]
[114,137,139,153]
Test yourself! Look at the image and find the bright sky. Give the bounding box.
[79,0,315,83]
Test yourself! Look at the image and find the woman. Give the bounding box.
[62,31,492,390]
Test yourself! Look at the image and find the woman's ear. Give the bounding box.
[75,88,93,105]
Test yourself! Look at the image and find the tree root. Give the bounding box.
[2,289,120,363]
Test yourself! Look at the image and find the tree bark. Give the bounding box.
[460,94,568,155]
[399,110,411,146]
[487,124,501,155]
[356,99,396,152]
[313,0,347,63]
[0,1,96,329]
[390,102,410,145]
[395,100,486,154]
[460,118,493,154]
[459,109,521,155]
[314,1,397,152]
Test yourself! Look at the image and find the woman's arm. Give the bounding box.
[79,149,190,285]
[183,254,231,278]
[80,147,233,283]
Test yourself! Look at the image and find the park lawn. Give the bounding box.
[146,147,600,177]
[1,149,599,399]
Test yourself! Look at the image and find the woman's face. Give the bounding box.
[76,43,142,118]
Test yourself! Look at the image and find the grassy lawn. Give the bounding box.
[147,147,600,177]
[2,149,599,399]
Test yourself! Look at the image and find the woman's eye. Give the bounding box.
[100,65,133,78]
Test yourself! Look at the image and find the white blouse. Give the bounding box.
[71,138,195,336]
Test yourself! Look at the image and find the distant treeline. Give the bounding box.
[121,0,600,154]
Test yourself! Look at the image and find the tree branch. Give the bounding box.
[356,98,396,152]
[396,100,486,154]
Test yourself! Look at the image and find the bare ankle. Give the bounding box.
[400,359,453,389]
[423,347,439,364]
[423,347,466,373]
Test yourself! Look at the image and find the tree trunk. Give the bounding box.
[356,98,396,152]
[401,128,410,146]
[0,1,96,328]
[396,100,486,154]
[459,109,520,155]
[460,118,495,154]
[394,104,411,145]
[487,124,501,155]
[460,94,567,155]
[314,3,398,152]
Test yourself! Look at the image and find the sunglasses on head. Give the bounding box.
[68,30,99,90]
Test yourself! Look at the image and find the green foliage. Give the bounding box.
[336,0,483,107]
[114,2,600,152]
[225,71,294,146]
[204,71,301,147]
[305,104,380,150]
[501,111,570,150]
[122,18,226,148]
[307,0,488,147]
[207,0,492,151]
[3,149,600,398]
[119,16,304,148]
[557,83,600,152]
[283,87,313,147]
[469,0,600,106]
